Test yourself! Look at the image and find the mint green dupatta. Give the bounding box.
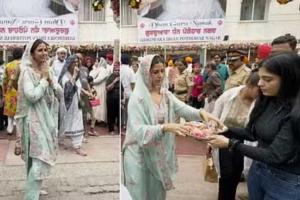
[123,55,201,191]
[15,41,61,175]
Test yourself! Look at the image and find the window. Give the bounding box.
[79,0,105,22]
[240,0,267,21]
[121,0,137,26]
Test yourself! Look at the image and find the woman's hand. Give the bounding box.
[197,93,205,102]
[206,135,229,149]
[199,109,223,129]
[162,123,191,137]
[41,68,49,79]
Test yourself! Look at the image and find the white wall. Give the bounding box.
[121,0,300,45]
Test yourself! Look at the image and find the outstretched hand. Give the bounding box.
[199,109,225,131]
[206,135,229,149]
[162,123,192,137]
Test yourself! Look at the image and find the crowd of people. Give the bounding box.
[0,39,120,199]
[121,33,300,200]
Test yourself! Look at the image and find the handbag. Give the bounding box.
[89,98,101,107]
[203,147,218,183]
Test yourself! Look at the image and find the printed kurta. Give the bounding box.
[122,55,202,200]
[3,59,20,116]
[59,72,84,147]
[16,67,61,180]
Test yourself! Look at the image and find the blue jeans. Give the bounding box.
[248,161,300,200]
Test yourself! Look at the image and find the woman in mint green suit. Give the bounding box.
[122,55,218,200]
[16,39,61,200]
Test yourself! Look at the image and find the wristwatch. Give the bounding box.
[228,139,240,151]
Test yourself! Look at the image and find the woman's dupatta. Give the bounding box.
[124,55,177,190]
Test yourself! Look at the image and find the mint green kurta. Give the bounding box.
[16,65,60,200]
[122,55,202,200]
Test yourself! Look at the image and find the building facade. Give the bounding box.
[121,0,300,45]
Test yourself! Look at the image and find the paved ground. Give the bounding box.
[121,134,247,200]
[1,127,247,200]
[0,127,120,200]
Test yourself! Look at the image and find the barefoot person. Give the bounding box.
[58,55,87,156]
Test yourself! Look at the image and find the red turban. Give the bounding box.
[257,44,272,60]
[106,53,113,62]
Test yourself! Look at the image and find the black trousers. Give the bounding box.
[0,106,7,130]
[189,96,204,109]
[218,148,244,200]
[107,95,119,132]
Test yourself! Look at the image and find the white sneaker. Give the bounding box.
[6,124,14,134]
[40,190,48,196]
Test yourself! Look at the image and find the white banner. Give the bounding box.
[138,18,224,43]
[137,0,226,43]
[0,0,79,42]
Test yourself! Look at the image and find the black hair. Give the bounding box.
[271,34,297,51]
[206,61,217,70]
[248,53,300,134]
[192,58,201,65]
[246,71,260,87]
[121,54,130,65]
[30,39,49,55]
[150,55,165,69]
[131,55,139,62]
[174,57,187,68]
[87,75,94,84]
[12,48,24,60]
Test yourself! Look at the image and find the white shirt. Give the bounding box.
[121,64,135,99]
[52,59,65,82]
[186,63,193,74]
[0,64,5,85]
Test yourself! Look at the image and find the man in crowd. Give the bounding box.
[271,33,297,54]
[120,54,135,130]
[52,47,67,81]
[225,49,251,91]
[213,54,229,91]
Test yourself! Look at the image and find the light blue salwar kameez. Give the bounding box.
[122,55,203,200]
[15,42,61,200]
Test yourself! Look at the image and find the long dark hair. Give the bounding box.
[150,55,165,69]
[30,39,48,55]
[248,53,300,136]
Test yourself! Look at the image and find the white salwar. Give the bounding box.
[90,58,110,123]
